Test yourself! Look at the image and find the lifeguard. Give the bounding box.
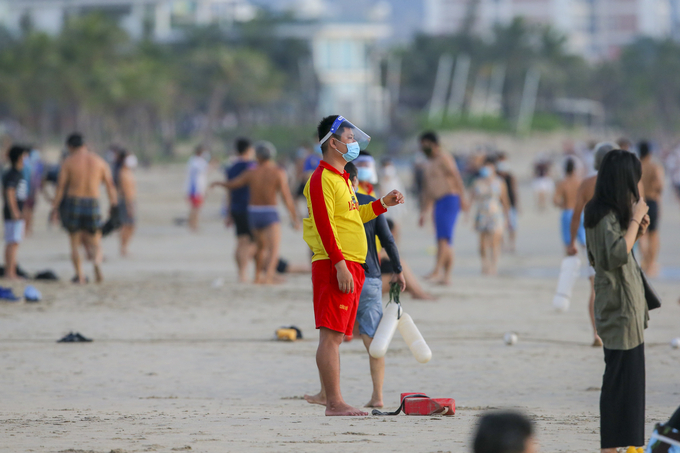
[302,115,404,416]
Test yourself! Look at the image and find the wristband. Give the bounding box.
[380,197,388,209]
[631,218,641,226]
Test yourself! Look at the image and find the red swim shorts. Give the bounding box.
[312,259,366,335]
[189,194,204,208]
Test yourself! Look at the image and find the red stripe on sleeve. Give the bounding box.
[310,168,345,265]
[371,199,387,216]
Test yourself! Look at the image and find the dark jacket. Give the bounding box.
[357,193,402,279]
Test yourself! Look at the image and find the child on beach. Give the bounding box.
[3,145,29,280]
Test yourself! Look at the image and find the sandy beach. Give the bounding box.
[1,161,678,453]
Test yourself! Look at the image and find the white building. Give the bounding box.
[423,0,680,60]
[0,0,257,41]
[280,2,392,131]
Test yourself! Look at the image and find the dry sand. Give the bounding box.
[1,163,678,453]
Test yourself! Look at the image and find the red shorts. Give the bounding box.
[312,259,366,335]
[189,194,204,208]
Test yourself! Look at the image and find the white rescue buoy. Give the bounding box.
[397,313,432,363]
[369,302,401,359]
[553,256,581,312]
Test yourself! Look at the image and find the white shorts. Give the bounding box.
[4,220,24,244]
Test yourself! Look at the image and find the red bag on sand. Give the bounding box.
[371,393,455,416]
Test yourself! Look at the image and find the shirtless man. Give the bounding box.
[567,142,615,346]
[211,141,299,284]
[418,131,467,285]
[638,141,664,277]
[51,133,118,284]
[553,158,585,254]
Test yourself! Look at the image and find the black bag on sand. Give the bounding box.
[35,270,59,281]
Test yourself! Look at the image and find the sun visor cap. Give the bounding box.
[319,116,371,151]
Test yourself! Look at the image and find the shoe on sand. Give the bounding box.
[57,332,93,343]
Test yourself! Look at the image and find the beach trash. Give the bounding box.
[398,313,432,363]
[671,338,680,349]
[24,285,41,302]
[504,332,518,345]
[369,301,401,359]
[276,326,302,341]
[553,256,581,312]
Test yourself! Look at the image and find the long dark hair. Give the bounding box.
[584,149,641,230]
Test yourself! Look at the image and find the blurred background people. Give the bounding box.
[554,158,585,254]
[114,148,137,257]
[471,156,510,276]
[3,145,29,280]
[496,152,519,253]
[186,145,210,232]
[418,131,467,285]
[532,160,553,212]
[638,140,664,277]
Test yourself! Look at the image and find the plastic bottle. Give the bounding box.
[369,302,401,359]
[553,256,581,312]
[398,313,432,363]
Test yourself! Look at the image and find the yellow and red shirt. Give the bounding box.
[303,161,386,265]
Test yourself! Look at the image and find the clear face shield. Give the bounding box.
[319,116,371,153]
[354,155,379,184]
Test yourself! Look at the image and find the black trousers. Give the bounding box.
[601,343,646,449]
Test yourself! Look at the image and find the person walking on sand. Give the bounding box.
[418,131,467,285]
[554,158,585,254]
[302,115,404,416]
[3,145,29,280]
[186,145,210,232]
[584,149,650,453]
[568,142,614,347]
[496,152,519,253]
[50,133,118,284]
[471,156,510,276]
[114,149,137,257]
[638,141,664,277]
[306,161,406,410]
[211,141,299,284]
[224,137,256,283]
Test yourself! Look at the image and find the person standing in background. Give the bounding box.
[471,156,510,276]
[496,152,519,253]
[116,150,137,257]
[3,145,28,280]
[225,138,256,283]
[554,158,585,254]
[186,145,210,232]
[22,148,44,237]
[584,149,650,453]
[418,131,467,285]
[379,158,406,244]
[638,141,664,277]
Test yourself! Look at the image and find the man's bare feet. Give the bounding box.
[325,401,368,416]
[364,398,383,408]
[304,392,326,406]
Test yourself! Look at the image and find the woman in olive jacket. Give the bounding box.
[584,149,651,453]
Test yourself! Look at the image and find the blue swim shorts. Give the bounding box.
[434,194,461,244]
[561,209,585,247]
[356,277,383,338]
[248,206,280,231]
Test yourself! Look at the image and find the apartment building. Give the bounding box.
[423,0,680,60]
[0,0,256,41]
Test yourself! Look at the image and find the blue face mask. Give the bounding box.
[337,140,360,162]
[479,167,491,178]
[357,167,372,182]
